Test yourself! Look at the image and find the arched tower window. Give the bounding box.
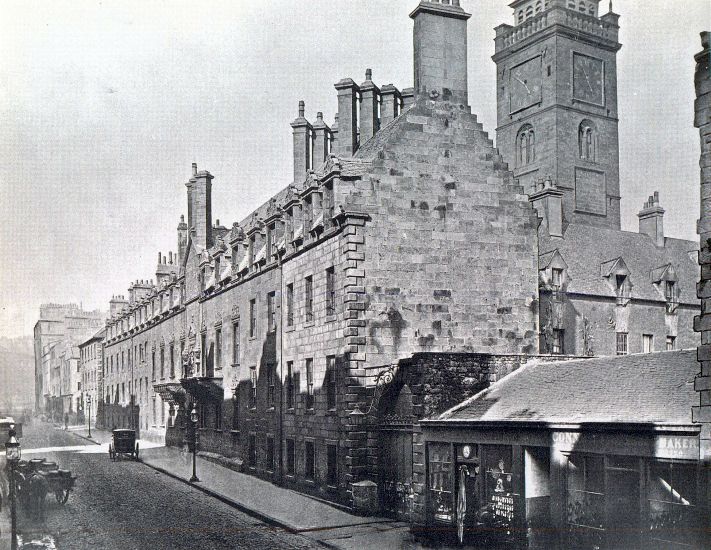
[579,1,587,12]
[525,6,533,19]
[535,1,543,14]
[517,124,536,166]
[518,9,524,23]
[589,5,595,15]
[568,1,576,9]
[579,119,598,161]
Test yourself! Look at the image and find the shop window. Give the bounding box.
[326,444,337,487]
[666,336,675,351]
[266,436,275,472]
[648,461,699,548]
[428,443,454,522]
[305,358,314,410]
[484,445,514,501]
[616,332,628,355]
[305,441,315,480]
[552,329,564,355]
[642,334,654,353]
[567,454,605,549]
[286,439,295,475]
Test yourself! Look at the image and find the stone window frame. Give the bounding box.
[286,360,295,410]
[616,332,628,355]
[304,439,316,481]
[305,275,314,324]
[267,291,277,332]
[325,267,336,318]
[642,333,654,354]
[517,124,536,167]
[326,355,337,411]
[249,366,257,410]
[578,119,598,162]
[666,335,676,351]
[325,441,338,488]
[305,358,314,410]
[286,283,295,328]
[286,439,296,476]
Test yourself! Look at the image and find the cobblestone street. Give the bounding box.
[13,422,319,550]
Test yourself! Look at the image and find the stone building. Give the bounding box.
[98,0,701,518]
[32,303,104,419]
[493,0,699,356]
[78,328,105,424]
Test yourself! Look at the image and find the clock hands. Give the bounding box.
[580,65,593,92]
[514,75,531,94]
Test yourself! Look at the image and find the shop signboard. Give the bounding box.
[654,435,699,460]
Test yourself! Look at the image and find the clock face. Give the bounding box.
[573,53,604,105]
[509,56,542,114]
[462,445,472,459]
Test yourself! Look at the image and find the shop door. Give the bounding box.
[379,430,413,520]
[606,469,641,550]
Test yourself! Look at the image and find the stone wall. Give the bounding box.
[694,31,711,462]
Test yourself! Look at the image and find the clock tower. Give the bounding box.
[493,0,622,230]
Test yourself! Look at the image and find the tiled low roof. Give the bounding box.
[540,224,699,304]
[436,349,699,425]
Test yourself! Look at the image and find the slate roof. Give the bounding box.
[435,349,699,425]
[540,224,699,305]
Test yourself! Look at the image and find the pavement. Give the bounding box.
[64,425,421,549]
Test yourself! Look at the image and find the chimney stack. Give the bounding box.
[334,78,360,157]
[529,177,563,238]
[637,191,665,247]
[410,0,471,105]
[177,214,188,266]
[185,165,214,249]
[312,112,332,168]
[359,69,380,142]
[380,84,402,127]
[291,100,312,183]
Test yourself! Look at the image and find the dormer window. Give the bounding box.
[248,235,255,266]
[552,268,563,289]
[615,274,630,305]
[267,223,276,260]
[665,281,679,313]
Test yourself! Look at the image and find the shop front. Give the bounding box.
[420,423,707,550]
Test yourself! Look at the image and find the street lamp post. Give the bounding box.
[5,425,21,550]
[87,394,92,439]
[189,404,199,483]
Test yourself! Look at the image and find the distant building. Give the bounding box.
[33,303,104,419]
[79,328,105,424]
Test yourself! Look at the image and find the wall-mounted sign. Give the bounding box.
[654,435,699,460]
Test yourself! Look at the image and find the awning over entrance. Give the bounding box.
[180,377,224,401]
[153,382,186,406]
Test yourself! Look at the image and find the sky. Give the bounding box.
[0,0,708,338]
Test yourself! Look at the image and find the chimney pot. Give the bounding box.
[192,163,197,176]
[365,68,372,81]
[638,191,665,247]
[216,219,220,226]
[158,252,161,263]
[298,100,305,118]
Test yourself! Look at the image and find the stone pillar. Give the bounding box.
[291,100,312,184]
[380,84,402,127]
[359,69,380,142]
[694,31,711,463]
[312,112,331,169]
[334,78,360,157]
[637,191,665,247]
[410,0,471,105]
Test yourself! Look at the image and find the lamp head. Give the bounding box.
[5,425,21,462]
[190,404,198,424]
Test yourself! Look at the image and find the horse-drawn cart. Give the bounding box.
[109,429,139,460]
[15,458,77,514]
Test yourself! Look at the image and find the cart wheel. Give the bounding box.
[55,489,70,504]
[134,442,140,460]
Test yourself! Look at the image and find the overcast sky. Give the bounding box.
[0,0,708,338]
